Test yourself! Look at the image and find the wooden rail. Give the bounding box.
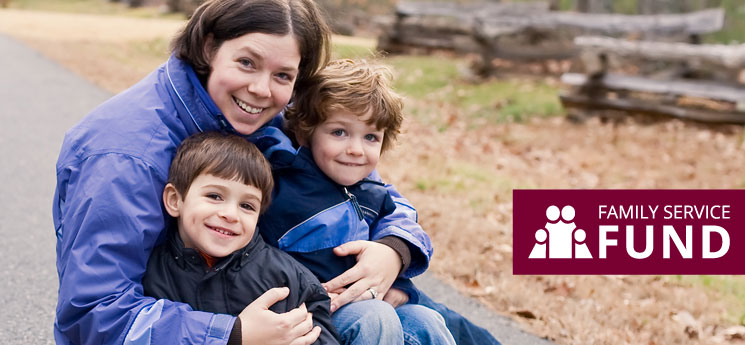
[561,73,745,103]
[574,35,745,70]
[560,73,745,124]
[475,8,725,40]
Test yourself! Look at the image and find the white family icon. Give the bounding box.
[529,205,593,259]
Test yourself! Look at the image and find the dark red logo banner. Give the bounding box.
[513,190,742,275]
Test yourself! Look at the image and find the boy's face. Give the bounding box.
[163,174,262,258]
[308,109,384,186]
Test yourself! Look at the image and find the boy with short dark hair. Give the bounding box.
[142,131,339,345]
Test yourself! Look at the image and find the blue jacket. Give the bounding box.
[256,134,430,302]
[53,55,432,345]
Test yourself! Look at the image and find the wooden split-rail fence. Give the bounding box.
[379,2,745,124]
[561,36,745,124]
[378,2,724,72]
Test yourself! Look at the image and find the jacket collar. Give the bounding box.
[167,225,264,272]
[165,55,296,143]
[164,55,235,135]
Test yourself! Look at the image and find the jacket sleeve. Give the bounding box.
[294,270,340,345]
[366,170,433,278]
[53,153,235,345]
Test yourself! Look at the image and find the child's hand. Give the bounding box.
[382,287,409,307]
[239,287,320,345]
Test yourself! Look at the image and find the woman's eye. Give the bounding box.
[276,72,293,82]
[206,193,222,201]
[365,134,380,142]
[238,58,253,69]
[331,129,346,137]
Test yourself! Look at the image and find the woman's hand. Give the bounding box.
[239,287,321,345]
[382,288,409,308]
[322,240,402,312]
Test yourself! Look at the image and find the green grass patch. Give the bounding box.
[706,0,745,44]
[413,160,515,213]
[452,79,563,123]
[671,275,745,325]
[388,54,563,125]
[331,42,376,60]
[389,55,460,98]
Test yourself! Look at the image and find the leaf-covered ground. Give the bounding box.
[4,8,745,345]
[380,113,745,345]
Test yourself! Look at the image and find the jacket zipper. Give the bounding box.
[344,187,364,221]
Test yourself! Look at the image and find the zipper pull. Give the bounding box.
[344,187,364,221]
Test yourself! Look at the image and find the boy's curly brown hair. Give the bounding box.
[285,58,404,153]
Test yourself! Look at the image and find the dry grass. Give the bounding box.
[5,8,745,345]
[381,114,745,344]
[0,9,181,92]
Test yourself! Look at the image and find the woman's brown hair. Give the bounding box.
[172,0,331,89]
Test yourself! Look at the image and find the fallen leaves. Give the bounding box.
[379,112,745,345]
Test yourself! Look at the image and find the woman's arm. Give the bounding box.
[374,181,433,277]
[55,154,229,344]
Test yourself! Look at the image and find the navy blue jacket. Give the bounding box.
[258,142,424,301]
[143,229,339,345]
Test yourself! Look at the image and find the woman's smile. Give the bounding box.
[232,96,264,114]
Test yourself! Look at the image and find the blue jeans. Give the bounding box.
[417,292,502,345]
[397,304,456,345]
[332,299,455,345]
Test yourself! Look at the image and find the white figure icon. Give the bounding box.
[529,205,592,259]
[528,229,548,259]
[573,228,592,259]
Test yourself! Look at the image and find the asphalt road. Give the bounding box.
[0,33,552,345]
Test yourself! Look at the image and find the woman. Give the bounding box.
[53,0,438,344]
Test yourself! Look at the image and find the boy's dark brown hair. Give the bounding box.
[168,131,274,212]
[285,58,404,153]
[172,0,331,90]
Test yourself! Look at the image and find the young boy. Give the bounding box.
[257,58,502,345]
[256,59,457,345]
[142,131,339,345]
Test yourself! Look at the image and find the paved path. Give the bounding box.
[0,33,552,345]
[0,34,110,344]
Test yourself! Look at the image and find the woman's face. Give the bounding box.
[207,32,301,135]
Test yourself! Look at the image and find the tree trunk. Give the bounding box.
[576,0,589,12]
[637,0,687,14]
[577,0,613,13]
[592,0,614,13]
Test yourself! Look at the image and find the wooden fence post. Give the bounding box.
[577,0,613,13]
